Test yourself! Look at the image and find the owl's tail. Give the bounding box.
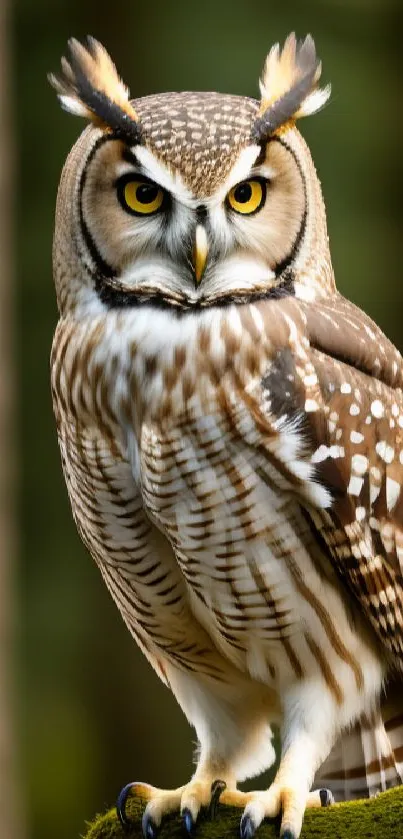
[315,677,403,801]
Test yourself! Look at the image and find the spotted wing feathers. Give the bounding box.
[253,33,331,140]
[49,37,141,142]
[254,296,403,664]
[292,297,403,662]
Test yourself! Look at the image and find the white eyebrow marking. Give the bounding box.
[132,145,196,204]
[204,145,262,207]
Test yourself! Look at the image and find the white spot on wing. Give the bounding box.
[371,400,384,419]
[348,475,364,496]
[350,431,364,445]
[375,441,394,464]
[311,444,344,463]
[370,484,381,504]
[351,453,369,475]
[386,477,400,511]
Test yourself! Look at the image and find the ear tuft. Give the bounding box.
[48,37,142,143]
[253,33,330,141]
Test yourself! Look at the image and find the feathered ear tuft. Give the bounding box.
[48,37,142,144]
[252,33,331,142]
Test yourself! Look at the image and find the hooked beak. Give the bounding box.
[192,224,209,285]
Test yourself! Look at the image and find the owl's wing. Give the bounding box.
[257,294,403,663]
[52,369,223,683]
[54,412,172,683]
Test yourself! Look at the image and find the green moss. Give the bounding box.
[84,786,403,839]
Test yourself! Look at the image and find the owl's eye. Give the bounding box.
[227,179,266,215]
[117,176,166,216]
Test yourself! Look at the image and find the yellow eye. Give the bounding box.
[227,179,266,215]
[119,178,165,215]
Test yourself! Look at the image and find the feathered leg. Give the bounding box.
[316,677,403,800]
[117,664,278,837]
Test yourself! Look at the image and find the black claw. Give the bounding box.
[240,814,256,839]
[319,788,333,807]
[117,782,136,830]
[182,807,194,836]
[209,779,227,820]
[142,812,158,839]
[280,831,296,839]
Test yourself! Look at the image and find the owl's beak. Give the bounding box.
[192,224,209,284]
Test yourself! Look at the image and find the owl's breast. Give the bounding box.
[137,401,315,670]
[134,399,373,691]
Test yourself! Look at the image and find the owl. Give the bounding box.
[49,34,403,839]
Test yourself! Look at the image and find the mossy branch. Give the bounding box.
[84,786,403,839]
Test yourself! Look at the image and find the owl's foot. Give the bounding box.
[236,785,334,839]
[117,777,227,837]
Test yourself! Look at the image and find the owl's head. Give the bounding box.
[50,35,333,315]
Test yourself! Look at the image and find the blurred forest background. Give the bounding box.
[1,0,400,837]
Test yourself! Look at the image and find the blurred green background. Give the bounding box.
[12,1,401,837]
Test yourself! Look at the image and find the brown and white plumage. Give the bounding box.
[49,34,402,839]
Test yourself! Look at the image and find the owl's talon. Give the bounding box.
[319,788,334,807]
[240,813,257,839]
[280,831,296,839]
[182,807,195,835]
[117,782,136,829]
[209,779,227,819]
[142,812,159,839]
